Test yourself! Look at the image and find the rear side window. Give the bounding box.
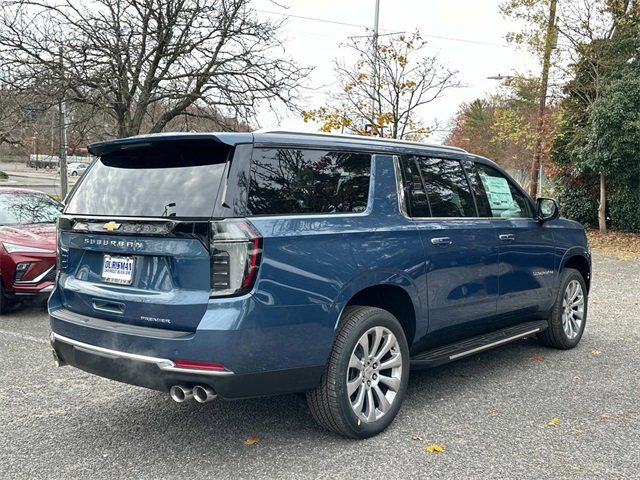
[465,162,532,218]
[65,141,230,218]
[413,157,476,217]
[247,148,371,216]
[399,158,431,217]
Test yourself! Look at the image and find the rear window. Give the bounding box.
[247,148,371,216]
[65,142,230,218]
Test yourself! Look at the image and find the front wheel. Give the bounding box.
[0,281,11,315]
[538,268,588,349]
[307,306,409,438]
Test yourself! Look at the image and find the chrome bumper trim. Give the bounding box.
[15,266,55,285]
[50,332,234,376]
[13,285,53,296]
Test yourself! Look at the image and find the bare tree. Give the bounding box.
[0,0,310,138]
[302,32,460,140]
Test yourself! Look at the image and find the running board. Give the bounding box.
[410,320,549,368]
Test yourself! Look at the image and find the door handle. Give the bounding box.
[431,237,453,246]
[499,234,515,242]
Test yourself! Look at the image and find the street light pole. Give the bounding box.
[370,0,380,136]
[528,0,558,198]
[58,46,68,200]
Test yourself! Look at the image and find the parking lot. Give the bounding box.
[1,252,638,480]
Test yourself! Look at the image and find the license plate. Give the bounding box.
[101,255,135,285]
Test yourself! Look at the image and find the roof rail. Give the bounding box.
[255,129,468,153]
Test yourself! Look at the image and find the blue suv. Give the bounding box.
[49,131,591,438]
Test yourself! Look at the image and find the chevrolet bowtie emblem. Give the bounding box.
[103,221,121,232]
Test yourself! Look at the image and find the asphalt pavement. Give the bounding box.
[0,252,638,479]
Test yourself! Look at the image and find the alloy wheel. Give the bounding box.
[346,326,403,423]
[562,280,584,340]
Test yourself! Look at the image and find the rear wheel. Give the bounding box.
[538,268,587,349]
[307,306,409,438]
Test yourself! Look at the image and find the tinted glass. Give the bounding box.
[414,157,476,217]
[248,148,371,215]
[467,162,532,218]
[66,143,229,218]
[462,160,492,217]
[399,157,430,217]
[0,193,62,225]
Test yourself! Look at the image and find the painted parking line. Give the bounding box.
[0,328,48,345]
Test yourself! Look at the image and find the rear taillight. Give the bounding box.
[209,219,262,297]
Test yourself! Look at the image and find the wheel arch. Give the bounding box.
[331,271,422,348]
[560,252,591,292]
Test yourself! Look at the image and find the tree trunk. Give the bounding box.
[598,173,607,234]
[528,0,557,198]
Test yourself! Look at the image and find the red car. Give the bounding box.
[0,188,62,313]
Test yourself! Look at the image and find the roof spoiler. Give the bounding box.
[87,132,253,156]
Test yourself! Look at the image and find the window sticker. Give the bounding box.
[479,172,520,217]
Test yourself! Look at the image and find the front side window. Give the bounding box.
[465,162,532,218]
[414,157,476,217]
[247,148,371,215]
[0,193,62,225]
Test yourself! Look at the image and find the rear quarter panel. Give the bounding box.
[245,154,426,368]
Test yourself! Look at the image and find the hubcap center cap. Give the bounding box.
[364,366,374,380]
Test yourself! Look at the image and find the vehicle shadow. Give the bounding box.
[54,336,555,452]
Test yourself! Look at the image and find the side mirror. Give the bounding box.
[537,197,559,222]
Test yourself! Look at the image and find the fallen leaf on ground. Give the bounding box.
[531,354,544,362]
[244,436,260,446]
[547,417,561,426]
[425,444,445,453]
[586,230,640,258]
[591,349,602,356]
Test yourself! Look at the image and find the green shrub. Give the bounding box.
[608,181,640,231]
[0,171,8,180]
[554,176,599,228]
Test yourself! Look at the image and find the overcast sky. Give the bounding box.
[252,0,540,141]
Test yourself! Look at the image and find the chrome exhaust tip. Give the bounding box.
[193,385,217,403]
[169,385,194,403]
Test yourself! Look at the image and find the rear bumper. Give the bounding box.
[50,331,323,399]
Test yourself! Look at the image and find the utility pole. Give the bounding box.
[370,0,380,136]
[58,46,68,200]
[528,0,557,198]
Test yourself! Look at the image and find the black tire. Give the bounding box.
[538,268,588,349]
[0,281,11,315]
[306,306,410,438]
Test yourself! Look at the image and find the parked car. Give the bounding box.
[66,163,89,176]
[49,132,591,438]
[0,188,63,313]
[26,155,58,169]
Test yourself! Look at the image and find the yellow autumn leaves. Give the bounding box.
[425,444,446,453]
